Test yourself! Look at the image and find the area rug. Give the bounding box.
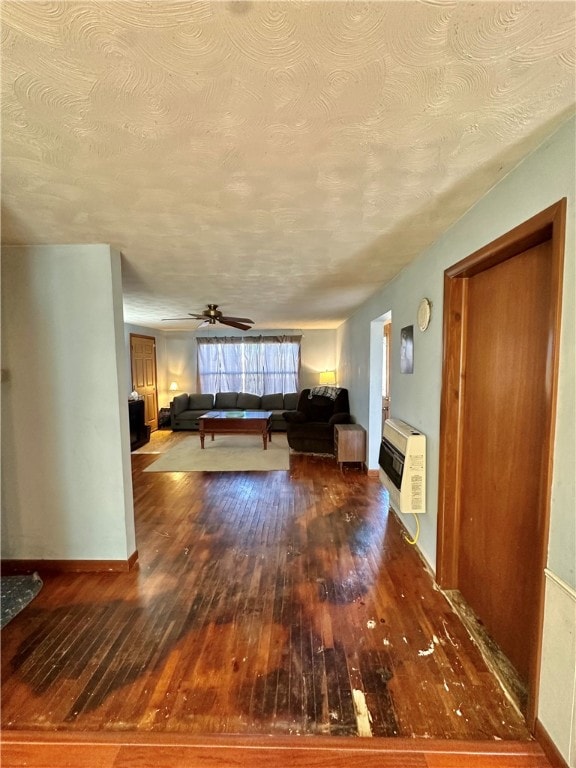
[1,573,43,629]
[144,433,290,472]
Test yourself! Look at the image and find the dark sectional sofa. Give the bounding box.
[170,391,299,432]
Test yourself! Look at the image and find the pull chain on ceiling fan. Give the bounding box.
[162,304,254,331]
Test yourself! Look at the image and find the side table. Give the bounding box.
[335,423,366,469]
[158,407,171,430]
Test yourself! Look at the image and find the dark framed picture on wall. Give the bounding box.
[400,325,414,374]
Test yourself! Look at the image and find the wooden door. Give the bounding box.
[130,334,158,431]
[437,200,566,723]
[458,242,551,683]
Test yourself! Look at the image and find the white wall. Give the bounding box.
[162,328,337,395]
[337,116,575,764]
[1,245,136,562]
[539,571,576,766]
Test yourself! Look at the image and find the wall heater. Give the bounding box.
[379,418,426,514]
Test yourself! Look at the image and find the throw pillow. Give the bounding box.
[237,392,261,409]
[215,392,238,409]
[261,393,284,410]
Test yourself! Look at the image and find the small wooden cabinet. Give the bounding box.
[129,399,150,451]
[335,423,366,468]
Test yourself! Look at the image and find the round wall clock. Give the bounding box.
[417,298,431,332]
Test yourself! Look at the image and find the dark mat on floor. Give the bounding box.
[1,573,43,629]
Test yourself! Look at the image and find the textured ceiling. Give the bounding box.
[2,1,575,330]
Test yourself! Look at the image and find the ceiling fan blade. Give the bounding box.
[219,315,254,324]
[162,317,200,321]
[188,313,206,319]
[219,319,252,331]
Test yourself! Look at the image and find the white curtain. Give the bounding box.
[197,336,301,395]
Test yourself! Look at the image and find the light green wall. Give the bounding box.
[338,115,575,584]
[337,116,575,763]
[1,245,136,561]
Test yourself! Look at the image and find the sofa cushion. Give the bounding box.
[283,392,298,410]
[172,392,190,415]
[261,393,284,410]
[286,421,333,441]
[188,393,214,410]
[283,410,306,423]
[270,411,289,430]
[175,409,207,421]
[237,392,261,409]
[215,392,238,409]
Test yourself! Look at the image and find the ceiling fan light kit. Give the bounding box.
[162,304,254,331]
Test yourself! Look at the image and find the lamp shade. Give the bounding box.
[169,381,179,391]
[319,370,336,386]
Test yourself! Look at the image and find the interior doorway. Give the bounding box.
[436,200,566,727]
[382,320,392,430]
[368,310,392,471]
[130,334,159,431]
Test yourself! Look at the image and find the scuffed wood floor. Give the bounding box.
[1,732,552,768]
[1,430,532,743]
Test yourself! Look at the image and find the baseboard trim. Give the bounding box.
[534,718,569,768]
[366,468,379,478]
[1,550,139,575]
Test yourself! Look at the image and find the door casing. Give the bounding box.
[436,199,566,727]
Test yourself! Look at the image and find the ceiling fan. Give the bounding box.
[162,303,254,331]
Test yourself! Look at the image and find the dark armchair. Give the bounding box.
[284,388,351,454]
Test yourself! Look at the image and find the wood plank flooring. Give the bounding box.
[1,732,552,768]
[1,429,550,766]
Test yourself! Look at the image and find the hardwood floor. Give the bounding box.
[1,430,552,766]
[1,732,552,768]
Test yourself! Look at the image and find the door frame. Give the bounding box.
[436,199,566,727]
[368,310,392,473]
[130,333,159,431]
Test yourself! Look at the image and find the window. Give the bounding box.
[197,335,301,395]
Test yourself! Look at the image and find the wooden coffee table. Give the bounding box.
[198,410,273,450]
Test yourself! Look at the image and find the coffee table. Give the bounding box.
[198,410,273,450]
